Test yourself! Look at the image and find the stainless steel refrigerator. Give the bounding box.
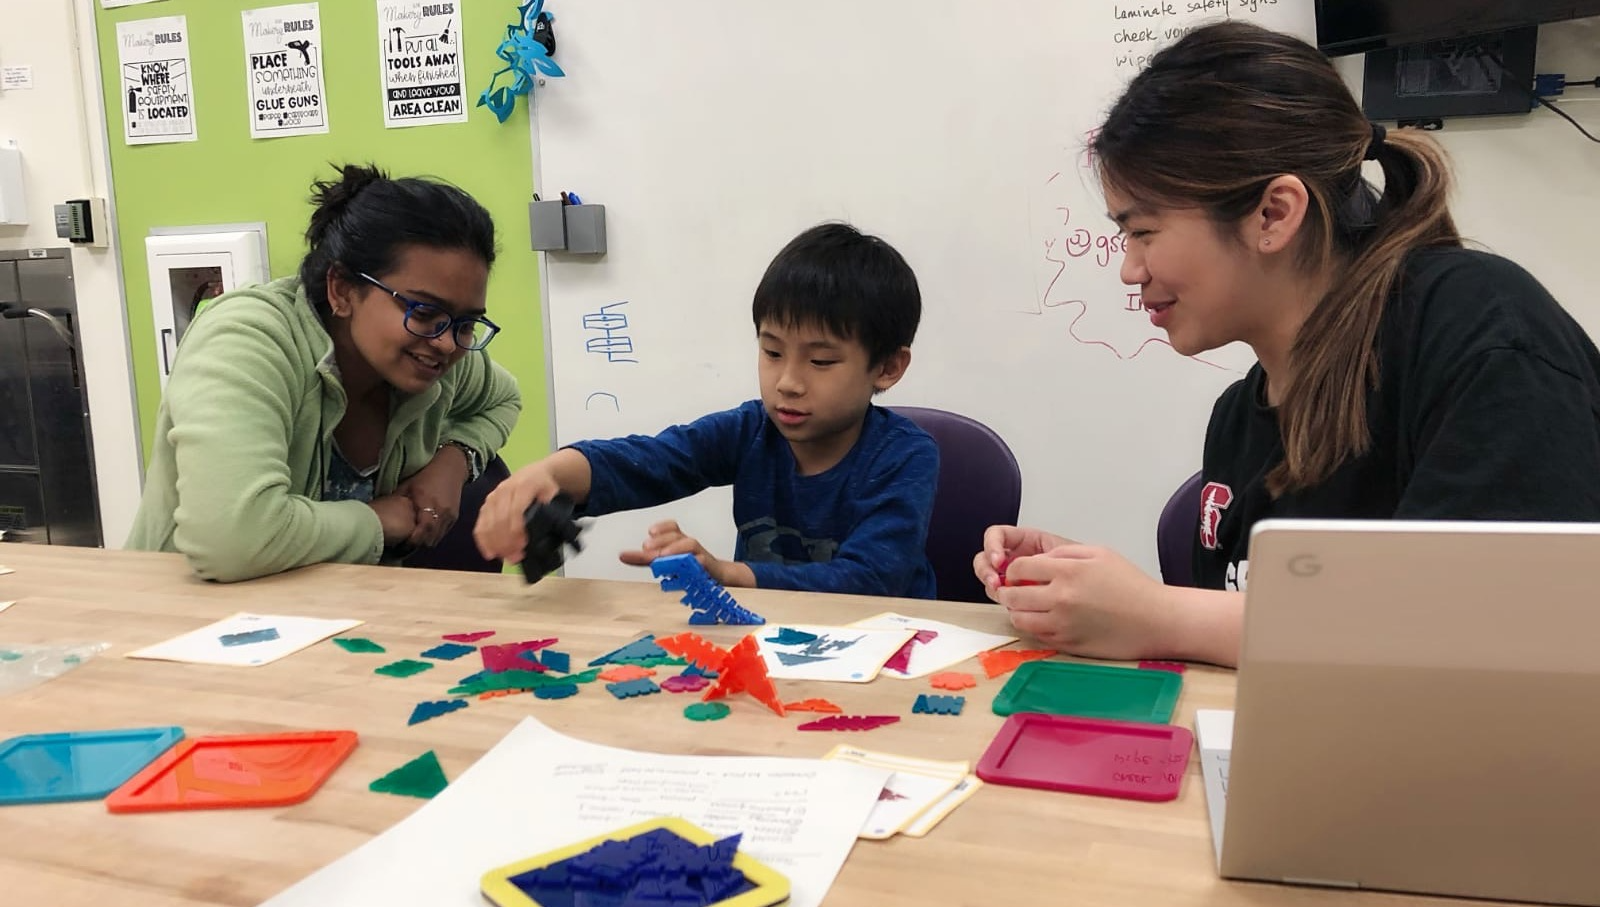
[0,248,102,547]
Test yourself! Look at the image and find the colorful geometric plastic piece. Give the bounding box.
[408,699,469,725]
[683,662,720,679]
[992,660,1183,723]
[977,648,1055,679]
[701,636,784,717]
[882,629,939,675]
[656,632,729,674]
[481,688,533,700]
[796,715,900,731]
[611,655,689,669]
[683,702,731,722]
[482,639,558,673]
[996,555,1043,587]
[606,677,662,699]
[451,668,600,696]
[539,649,571,673]
[443,630,497,643]
[219,628,281,647]
[1139,660,1188,674]
[764,627,818,645]
[369,750,448,800]
[480,817,789,907]
[534,683,579,700]
[375,659,434,678]
[0,726,184,805]
[588,634,669,667]
[599,664,657,682]
[912,694,965,716]
[651,554,766,625]
[106,731,358,813]
[333,637,386,654]
[662,673,711,693]
[929,671,978,691]
[782,698,844,714]
[421,642,476,661]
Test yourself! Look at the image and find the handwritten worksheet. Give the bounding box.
[261,717,890,907]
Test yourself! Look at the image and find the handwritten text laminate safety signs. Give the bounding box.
[377,0,468,129]
[116,15,197,145]
[243,3,329,139]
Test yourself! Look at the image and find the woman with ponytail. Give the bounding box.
[974,21,1600,666]
[127,164,521,582]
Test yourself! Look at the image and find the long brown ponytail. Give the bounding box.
[1091,21,1461,495]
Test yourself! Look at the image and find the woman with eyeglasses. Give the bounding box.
[126,163,521,582]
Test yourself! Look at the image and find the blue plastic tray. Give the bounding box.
[0,726,185,805]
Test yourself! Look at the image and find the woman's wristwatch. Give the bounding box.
[439,439,484,484]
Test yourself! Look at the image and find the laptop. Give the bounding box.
[1196,518,1600,906]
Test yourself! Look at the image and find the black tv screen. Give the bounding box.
[1317,1,1600,55]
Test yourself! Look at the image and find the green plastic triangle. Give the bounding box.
[369,750,448,799]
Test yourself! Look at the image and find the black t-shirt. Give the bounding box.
[1195,247,1600,591]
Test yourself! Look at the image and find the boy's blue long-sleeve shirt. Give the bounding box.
[569,401,939,599]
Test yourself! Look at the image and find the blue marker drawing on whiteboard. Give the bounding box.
[582,301,639,364]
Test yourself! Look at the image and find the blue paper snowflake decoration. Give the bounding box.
[478,0,565,123]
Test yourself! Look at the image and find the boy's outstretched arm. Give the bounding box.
[474,448,592,564]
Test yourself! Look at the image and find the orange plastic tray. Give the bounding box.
[105,730,358,813]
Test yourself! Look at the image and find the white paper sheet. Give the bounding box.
[115,15,197,145]
[125,612,362,666]
[260,717,890,907]
[0,601,16,614]
[848,612,1017,679]
[755,624,915,683]
[242,3,329,138]
[376,0,468,128]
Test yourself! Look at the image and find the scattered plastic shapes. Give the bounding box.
[443,631,497,643]
[912,694,965,716]
[482,639,558,673]
[1139,660,1188,674]
[420,642,475,661]
[783,698,844,714]
[606,678,661,699]
[539,649,571,673]
[702,636,785,717]
[219,628,280,647]
[651,554,766,625]
[480,688,532,701]
[598,664,656,683]
[656,632,729,674]
[765,627,819,645]
[588,635,669,667]
[684,702,731,722]
[107,731,358,813]
[796,715,901,731]
[978,648,1055,679]
[0,726,185,805]
[370,750,448,800]
[661,673,711,693]
[333,637,386,654]
[611,655,689,669]
[375,659,434,678]
[534,683,579,700]
[409,699,469,725]
[929,671,978,691]
[450,667,599,696]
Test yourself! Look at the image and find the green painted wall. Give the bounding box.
[95,0,549,471]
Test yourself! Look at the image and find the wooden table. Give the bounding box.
[0,545,1471,906]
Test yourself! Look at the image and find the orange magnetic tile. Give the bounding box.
[656,632,729,673]
[929,671,978,691]
[598,665,656,682]
[105,731,357,813]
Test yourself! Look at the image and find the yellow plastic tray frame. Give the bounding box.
[480,816,790,907]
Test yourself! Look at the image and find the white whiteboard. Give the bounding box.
[532,1,1318,584]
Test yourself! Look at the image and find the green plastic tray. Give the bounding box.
[991,661,1182,723]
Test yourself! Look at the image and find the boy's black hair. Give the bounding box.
[751,222,921,366]
[299,162,497,320]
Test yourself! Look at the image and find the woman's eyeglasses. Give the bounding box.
[356,272,500,351]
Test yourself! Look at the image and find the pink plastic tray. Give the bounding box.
[975,713,1192,801]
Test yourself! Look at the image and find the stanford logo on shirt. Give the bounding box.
[1198,481,1233,550]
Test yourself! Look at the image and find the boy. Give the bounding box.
[474,222,939,598]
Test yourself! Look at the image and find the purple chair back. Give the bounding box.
[891,406,1022,603]
[403,455,514,574]
[1157,470,1205,588]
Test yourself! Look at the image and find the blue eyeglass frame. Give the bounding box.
[356,271,500,351]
